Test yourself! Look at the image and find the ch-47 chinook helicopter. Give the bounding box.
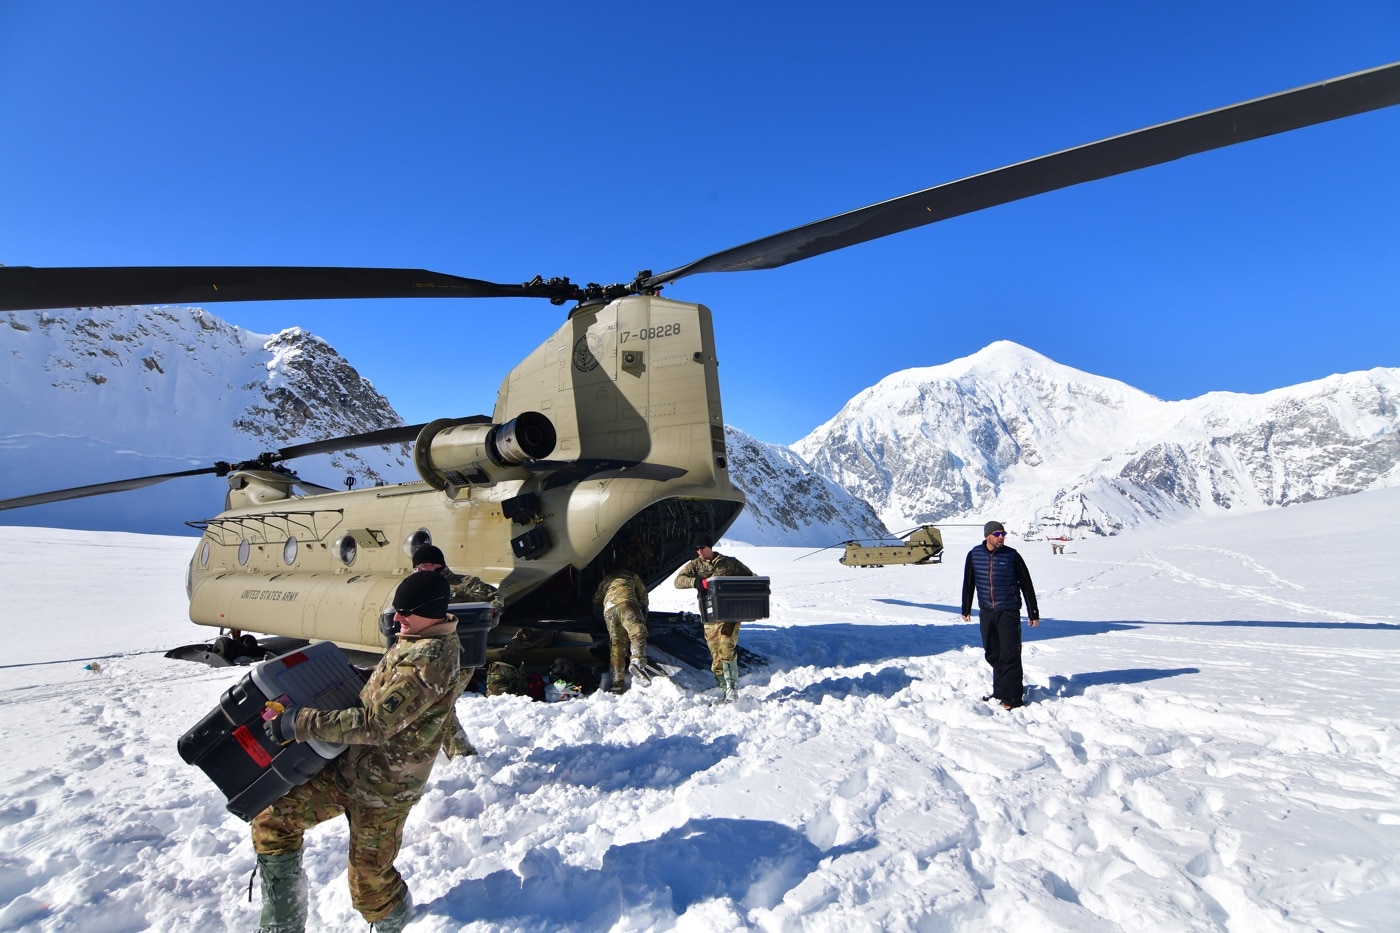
[839,526,946,568]
[2,62,1399,668]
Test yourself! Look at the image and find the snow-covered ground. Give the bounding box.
[1,488,1397,931]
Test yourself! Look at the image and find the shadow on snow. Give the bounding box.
[745,612,1394,675]
[419,817,874,927]
[486,733,743,796]
[1113,619,1399,631]
[741,619,1136,671]
[764,666,916,704]
[1037,668,1202,698]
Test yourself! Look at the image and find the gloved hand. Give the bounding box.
[262,698,299,745]
[701,578,710,590]
[693,577,706,591]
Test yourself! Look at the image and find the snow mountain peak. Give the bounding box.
[795,344,1400,537]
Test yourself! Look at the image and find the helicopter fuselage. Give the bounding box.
[186,295,746,652]
[839,525,945,567]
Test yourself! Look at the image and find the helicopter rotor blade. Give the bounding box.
[2,64,1394,313]
[794,541,852,560]
[0,467,222,512]
[0,267,576,314]
[272,423,429,461]
[0,423,437,513]
[642,60,1400,289]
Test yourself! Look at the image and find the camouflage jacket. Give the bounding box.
[438,566,498,604]
[593,570,649,612]
[294,618,463,807]
[674,552,754,589]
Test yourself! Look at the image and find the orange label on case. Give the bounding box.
[234,724,273,768]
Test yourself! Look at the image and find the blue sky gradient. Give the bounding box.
[3,2,1397,444]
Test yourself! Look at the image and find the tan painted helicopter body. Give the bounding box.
[186,295,744,653]
[839,525,945,568]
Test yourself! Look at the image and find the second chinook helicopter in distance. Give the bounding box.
[2,61,1398,668]
[839,526,946,568]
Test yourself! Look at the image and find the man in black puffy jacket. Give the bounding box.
[961,521,1040,709]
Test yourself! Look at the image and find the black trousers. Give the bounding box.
[979,609,1024,707]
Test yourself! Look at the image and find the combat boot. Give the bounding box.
[628,639,652,686]
[607,667,627,694]
[371,892,413,932]
[721,659,740,703]
[255,851,307,933]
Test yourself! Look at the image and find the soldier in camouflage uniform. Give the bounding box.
[592,568,650,692]
[413,543,499,603]
[674,532,755,702]
[252,571,465,933]
[412,543,498,757]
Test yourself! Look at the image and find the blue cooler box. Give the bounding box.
[178,641,364,821]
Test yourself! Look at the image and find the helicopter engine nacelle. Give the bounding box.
[414,410,557,493]
[224,469,296,511]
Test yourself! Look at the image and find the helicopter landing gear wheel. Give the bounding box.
[238,634,261,656]
[212,635,237,661]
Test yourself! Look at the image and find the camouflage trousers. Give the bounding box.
[604,600,648,671]
[702,620,741,679]
[486,660,529,696]
[251,768,415,923]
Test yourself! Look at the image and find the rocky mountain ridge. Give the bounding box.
[721,426,890,546]
[1,306,415,533]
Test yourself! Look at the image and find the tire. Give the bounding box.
[212,635,237,660]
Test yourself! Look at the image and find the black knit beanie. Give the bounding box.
[393,570,450,619]
[412,544,447,567]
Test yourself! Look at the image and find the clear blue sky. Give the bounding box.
[3,2,1397,445]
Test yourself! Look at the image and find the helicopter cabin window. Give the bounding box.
[199,540,210,567]
[335,534,358,566]
[237,540,250,566]
[406,528,431,557]
[283,537,299,565]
